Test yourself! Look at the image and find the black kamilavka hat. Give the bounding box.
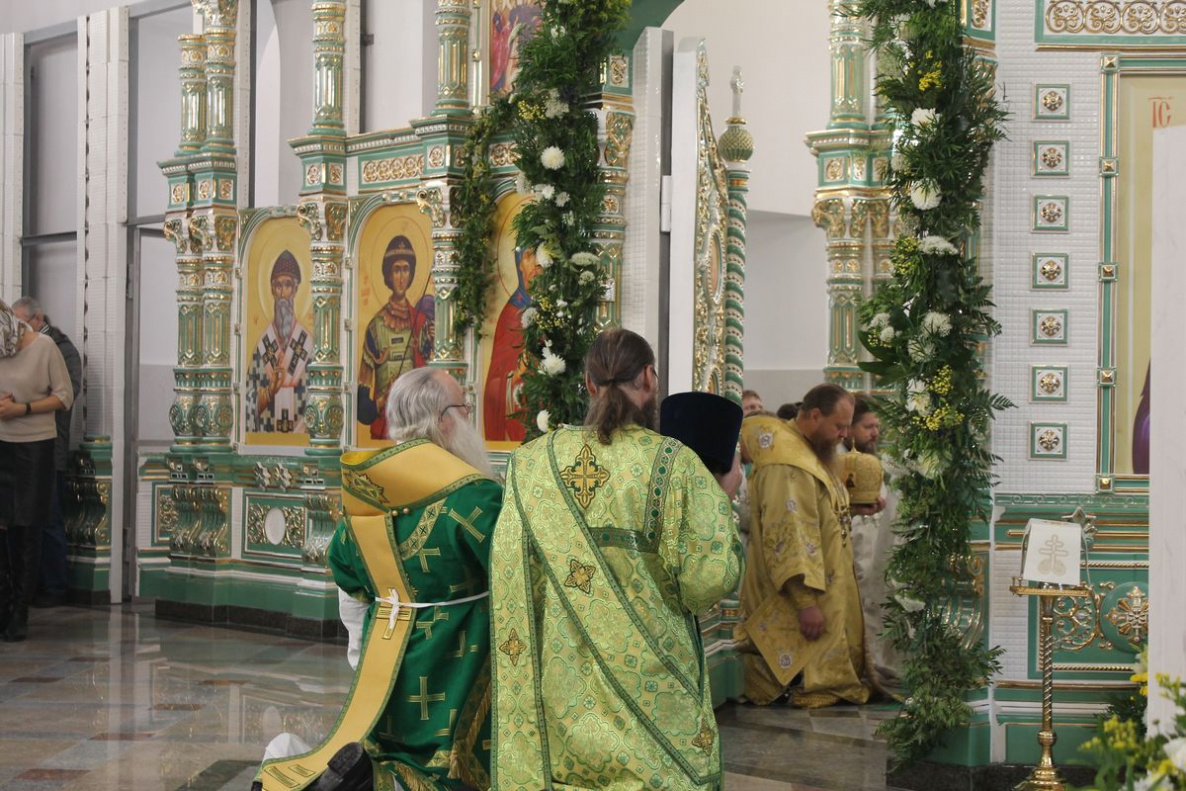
[659,391,743,475]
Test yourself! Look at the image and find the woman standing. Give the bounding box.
[0,300,73,642]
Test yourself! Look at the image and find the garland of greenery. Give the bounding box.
[503,0,631,436]
[452,98,514,335]
[451,1,630,437]
[853,0,1010,767]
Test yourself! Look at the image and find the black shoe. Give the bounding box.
[250,782,262,791]
[31,592,66,609]
[311,742,372,791]
[4,606,28,642]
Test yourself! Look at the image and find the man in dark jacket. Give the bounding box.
[13,297,82,607]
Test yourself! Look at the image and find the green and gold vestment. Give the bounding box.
[490,425,742,791]
[255,440,502,791]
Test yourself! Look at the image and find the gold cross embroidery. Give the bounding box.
[416,608,450,640]
[413,544,441,573]
[559,444,610,508]
[691,719,715,754]
[563,557,597,595]
[449,507,487,542]
[408,676,446,721]
[434,708,459,738]
[451,630,471,658]
[499,628,527,667]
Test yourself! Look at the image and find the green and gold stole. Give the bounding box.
[256,441,484,791]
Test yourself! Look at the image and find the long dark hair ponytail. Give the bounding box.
[583,329,656,445]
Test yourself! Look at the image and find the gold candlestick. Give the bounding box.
[1008,578,1090,791]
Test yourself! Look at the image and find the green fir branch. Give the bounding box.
[854,0,1009,768]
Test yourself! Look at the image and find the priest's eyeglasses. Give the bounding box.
[440,401,474,420]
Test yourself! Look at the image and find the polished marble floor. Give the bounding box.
[0,606,898,791]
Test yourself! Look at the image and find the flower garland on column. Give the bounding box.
[854,0,1010,767]
[451,1,630,436]
[506,0,633,435]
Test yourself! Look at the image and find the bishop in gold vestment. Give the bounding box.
[738,412,870,708]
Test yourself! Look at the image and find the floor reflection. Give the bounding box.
[0,606,897,791]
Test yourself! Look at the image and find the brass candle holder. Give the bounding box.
[1008,578,1091,791]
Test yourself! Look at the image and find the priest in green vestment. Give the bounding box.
[254,367,501,791]
[737,384,871,709]
[490,329,744,791]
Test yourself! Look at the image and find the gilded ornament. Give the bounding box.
[215,215,237,252]
[489,142,516,167]
[1044,0,1186,35]
[973,0,991,27]
[499,629,527,666]
[1040,146,1064,169]
[171,183,189,204]
[415,188,446,228]
[197,180,213,200]
[163,219,187,254]
[825,158,846,181]
[1038,428,1061,451]
[609,55,629,88]
[1039,372,1062,394]
[1104,585,1148,646]
[218,179,233,200]
[306,163,323,186]
[852,158,867,181]
[604,112,635,169]
[563,557,597,594]
[328,163,344,185]
[325,202,347,241]
[1040,315,1063,337]
[1039,201,1063,224]
[559,445,610,509]
[428,146,446,168]
[297,202,324,241]
[1042,89,1065,112]
[1040,258,1063,281]
[812,198,847,239]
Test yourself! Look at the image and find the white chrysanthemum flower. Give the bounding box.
[515,173,530,195]
[544,88,568,119]
[541,146,566,170]
[555,191,570,207]
[536,410,550,432]
[571,252,598,268]
[1133,773,1168,791]
[580,270,595,283]
[536,248,553,268]
[907,337,934,363]
[911,108,938,129]
[895,595,927,613]
[918,450,944,479]
[906,380,932,416]
[919,235,959,256]
[520,307,537,328]
[880,326,897,343]
[550,26,566,40]
[556,300,568,309]
[540,346,567,376]
[1165,738,1186,773]
[910,181,942,211]
[869,312,891,330]
[890,151,908,173]
[922,311,952,337]
[537,184,555,200]
[563,211,575,226]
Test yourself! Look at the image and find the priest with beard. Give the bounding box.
[247,251,313,433]
[255,366,501,791]
[489,328,743,791]
[737,383,871,708]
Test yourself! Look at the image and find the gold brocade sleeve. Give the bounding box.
[753,464,828,597]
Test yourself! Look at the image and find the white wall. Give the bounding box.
[269,0,314,201]
[26,35,77,236]
[741,210,828,406]
[138,232,178,443]
[362,0,437,132]
[130,7,188,218]
[663,0,831,218]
